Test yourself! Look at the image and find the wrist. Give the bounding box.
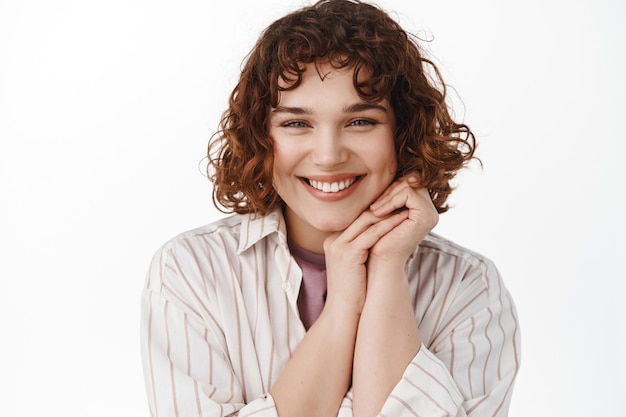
[366,256,407,278]
[322,296,364,321]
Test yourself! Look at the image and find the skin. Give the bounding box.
[270,63,398,254]
[268,63,439,417]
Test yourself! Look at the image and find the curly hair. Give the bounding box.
[208,0,476,215]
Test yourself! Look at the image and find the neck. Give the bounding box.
[284,207,329,255]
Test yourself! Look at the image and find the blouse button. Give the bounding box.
[281,281,291,291]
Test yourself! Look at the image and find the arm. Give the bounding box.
[352,261,421,417]
[352,176,520,417]
[352,177,438,417]
[142,287,278,417]
[270,209,411,417]
[376,259,520,417]
[140,211,411,417]
[269,303,359,417]
[140,244,280,417]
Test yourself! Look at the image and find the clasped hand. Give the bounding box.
[323,175,438,314]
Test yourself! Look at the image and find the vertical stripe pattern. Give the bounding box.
[140,210,520,417]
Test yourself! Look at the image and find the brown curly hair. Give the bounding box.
[208,0,476,215]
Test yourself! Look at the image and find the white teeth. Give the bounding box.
[308,178,356,193]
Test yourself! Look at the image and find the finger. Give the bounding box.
[370,180,417,216]
[327,208,408,252]
[349,209,409,250]
[373,188,437,235]
[370,173,422,212]
[334,209,390,243]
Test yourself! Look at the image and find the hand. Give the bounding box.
[368,174,439,266]
[323,208,409,315]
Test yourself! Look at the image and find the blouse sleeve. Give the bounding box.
[140,242,280,417]
[377,257,521,417]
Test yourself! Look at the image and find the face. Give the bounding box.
[269,63,397,253]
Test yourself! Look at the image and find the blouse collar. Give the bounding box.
[237,208,287,254]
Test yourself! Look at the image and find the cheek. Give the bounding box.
[368,141,397,175]
[271,145,295,190]
[389,157,398,176]
[269,143,288,192]
[385,139,398,175]
[271,148,287,179]
[272,139,304,172]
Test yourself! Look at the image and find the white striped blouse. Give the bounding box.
[140,209,520,417]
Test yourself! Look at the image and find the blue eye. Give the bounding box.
[282,120,308,128]
[350,119,377,127]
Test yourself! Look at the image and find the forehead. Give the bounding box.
[275,62,377,103]
[271,63,394,128]
[278,58,377,83]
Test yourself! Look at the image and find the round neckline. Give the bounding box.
[287,238,325,267]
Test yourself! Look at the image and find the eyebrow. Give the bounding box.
[271,106,313,115]
[271,102,388,115]
[343,103,388,114]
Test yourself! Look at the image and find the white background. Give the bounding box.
[1,0,624,415]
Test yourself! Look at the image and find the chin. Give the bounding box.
[309,214,356,233]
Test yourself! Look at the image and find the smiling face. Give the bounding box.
[270,63,397,253]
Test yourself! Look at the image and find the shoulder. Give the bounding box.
[413,232,505,299]
[418,232,496,271]
[144,210,286,291]
[144,214,246,290]
[157,214,244,256]
[410,234,517,341]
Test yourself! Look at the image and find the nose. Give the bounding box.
[310,128,348,168]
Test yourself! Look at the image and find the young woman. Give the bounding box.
[140,1,520,416]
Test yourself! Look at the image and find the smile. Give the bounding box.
[305,177,359,193]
